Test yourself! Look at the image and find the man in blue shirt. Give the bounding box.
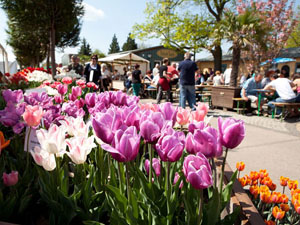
[241,73,263,109]
[178,52,198,109]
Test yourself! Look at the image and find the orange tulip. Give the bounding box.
[281,194,289,204]
[264,220,275,225]
[280,203,289,212]
[250,171,259,181]
[270,192,282,204]
[251,180,258,186]
[292,192,300,205]
[294,204,300,215]
[260,190,271,203]
[0,131,10,155]
[269,183,276,191]
[259,169,268,179]
[280,176,289,186]
[236,162,245,171]
[250,185,260,199]
[238,177,248,187]
[291,189,300,197]
[260,185,270,193]
[272,206,285,220]
[288,180,298,190]
[261,176,272,187]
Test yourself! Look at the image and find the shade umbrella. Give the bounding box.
[260,57,296,66]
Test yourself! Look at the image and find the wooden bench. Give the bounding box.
[232,98,247,115]
[271,102,300,121]
[146,88,157,99]
[198,93,212,107]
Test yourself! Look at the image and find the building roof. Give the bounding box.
[278,47,300,58]
[196,53,233,62]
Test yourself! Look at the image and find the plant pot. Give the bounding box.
[218,159,265,225]
[211,86,241,109]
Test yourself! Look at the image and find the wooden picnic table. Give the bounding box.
[253,89,273,116]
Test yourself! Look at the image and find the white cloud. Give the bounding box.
[82,2,104,22]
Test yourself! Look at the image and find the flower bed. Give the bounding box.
[0,78,246,225]
[237,164,300,224]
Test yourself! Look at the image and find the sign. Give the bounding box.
[157,49,178,59]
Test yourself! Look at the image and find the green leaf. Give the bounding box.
[83,221,105,225]
[219,206,240,225]
[105,184,127,212]
[202,187,220,225]
[221,170,238,211]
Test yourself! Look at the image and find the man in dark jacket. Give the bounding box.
[178,52,198,109]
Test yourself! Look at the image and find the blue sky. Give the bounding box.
[0,0,299,63]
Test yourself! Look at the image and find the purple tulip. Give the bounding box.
[101,126,140,162]
[0,102,21,127]
[188,121,206,134]
[69,86,82,101]
[159,102,177,126]
[13,122,25,134]
[140,120,161,143]
[145,158,161,177]
[173,172,183,188]
[122,105,140,129]
[92,109,122,144]
[2,89,23,104]
[85,93,97,108]
[54,95,63,104]
[57,84,68,96]
[185,126,222,158]
[183,153,213,189]
[218,117,245,149]
[155,130,185,162]
[62,101,85,118]
[24,92,53,109]
[74,98,85,108]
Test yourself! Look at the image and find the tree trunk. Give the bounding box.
[229,44,241,87]
[211,45,222,72]
[50,21,56,77]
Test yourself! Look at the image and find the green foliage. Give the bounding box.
[108,34,121,54]
[122,33,138,51]
[0,0,84,68]
[286,19,300,48]
[79,38,92,56]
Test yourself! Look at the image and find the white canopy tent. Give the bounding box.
[98,52,150,75]
[0,43,9,74]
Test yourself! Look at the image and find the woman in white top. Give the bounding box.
[213,71,223,86]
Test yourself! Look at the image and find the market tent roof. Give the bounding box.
[0,43,9,74]
[98,52,149,65]
[260,57,296,66]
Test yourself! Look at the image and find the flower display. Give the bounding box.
[22,105,43,127]
[0,131,10,155]
[2,171,18,186]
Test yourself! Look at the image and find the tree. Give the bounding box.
[286,7,300,48]
[132,0,231,70]
[219,9,267,86]
[78,38,92,56]
[0,0,84,76]
[236,0,298,70]
[122,33,138,51]
[108,34,120,54]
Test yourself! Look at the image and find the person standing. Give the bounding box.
[132,64,142,96]
[178,52,198,109]
[100,64,111,92]
[156,58,171,104]
[223,64,232,85]
[68,55,84,76]
[83,55,103,90]
[152,63,160,78]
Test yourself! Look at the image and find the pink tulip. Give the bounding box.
[3,171,18,186]
[218,117,245,149]
[57,84,68,96]
[196,103,209,115]
[188,121,206,134]
[183,153,213,189]
[92,109,122,144]
[62,76,72,84]
[54,95,63,104]
[23,105,43,127]
[176,107,190,126]
[173,172,183,188]
[159,102,177,126]
[155,129,185,162]
[190,109,206,122]
[69,86,82,101]
[140,120,161,143]
[185,126,222,158]
[101,126,140,162]
[76,79,86,88]
[145,158,161,177]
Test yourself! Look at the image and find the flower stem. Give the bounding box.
[211,158,217,188]
[283,186,285,194]
[118,162,123,192]
[197,189,204,225]
[219,148,229,198]
[149,143,153,183]
[165,161,171,225]
[26,127,32,168]
[125,163,131,202]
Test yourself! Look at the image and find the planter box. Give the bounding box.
[211,86,241,109]
[217,159,265,225]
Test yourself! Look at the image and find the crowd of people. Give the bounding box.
[240,68,300,117]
